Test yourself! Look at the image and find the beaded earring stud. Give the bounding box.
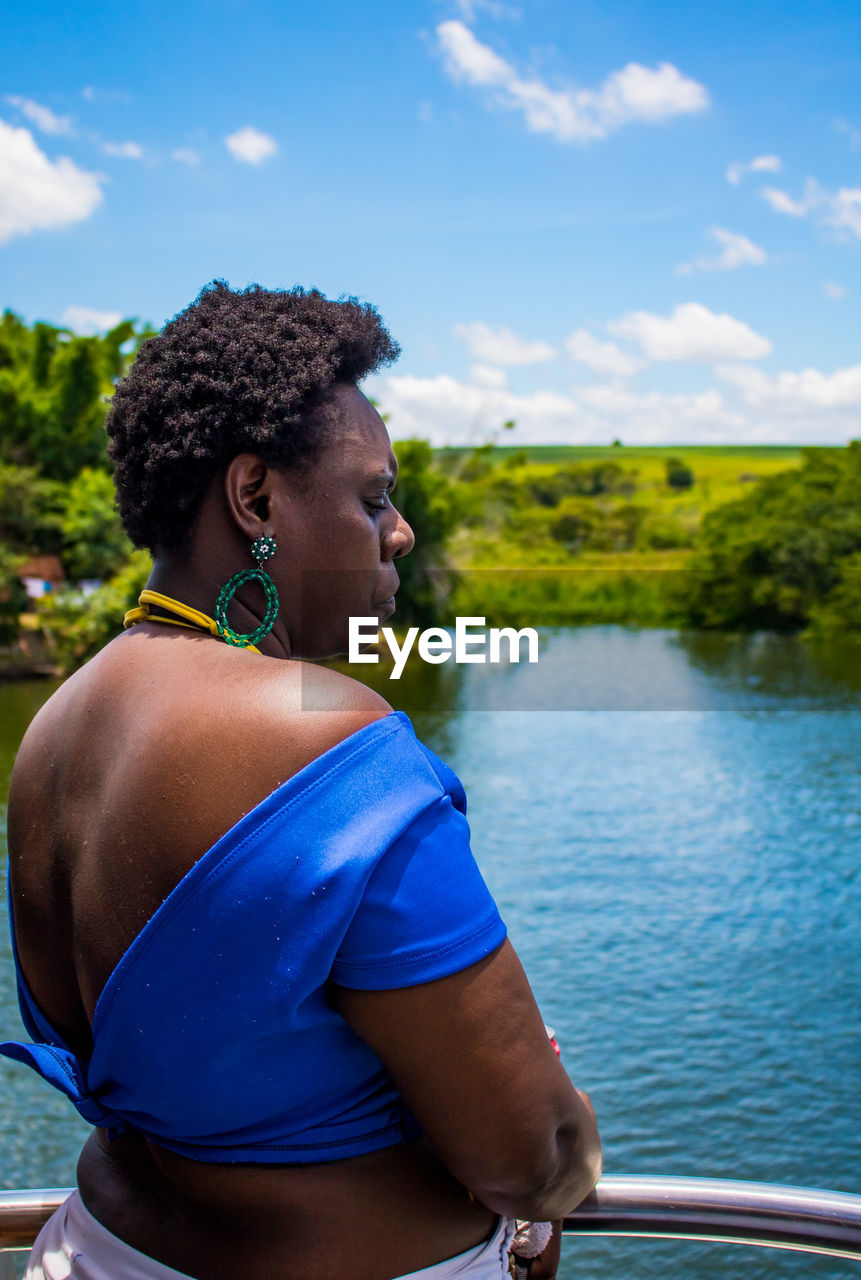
[214,534,280,648]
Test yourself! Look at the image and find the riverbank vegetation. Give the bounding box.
[0,310,151,665]
[1,309,859,675]
[431,442,861,638]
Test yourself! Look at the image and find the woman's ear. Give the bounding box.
[223,454,272,538]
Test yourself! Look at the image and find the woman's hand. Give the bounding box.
[526,1220,562,1280]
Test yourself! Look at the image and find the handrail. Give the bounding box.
[0,1177,859,1259]
[0,1189,69,1250]
[562,1176,861,1260]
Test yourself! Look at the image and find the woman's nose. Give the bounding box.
[385,511,415,560]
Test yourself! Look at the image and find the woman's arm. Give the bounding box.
[334,939,601,1221]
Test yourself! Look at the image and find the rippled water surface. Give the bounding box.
[1,630,860,1279]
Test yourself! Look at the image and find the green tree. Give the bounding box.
[0,310,148,479]
[0,311,149,669]
[688,443,861,629]
[46,338,108,478]
[806,553,861,638]
[59,468,131,581]
[527,461,636,507]
[666,457,695,490]
[549,497,599,551]
[0,463,63,554]
[32,322,61,387]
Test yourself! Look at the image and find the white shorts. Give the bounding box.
[25,1191,516,1280]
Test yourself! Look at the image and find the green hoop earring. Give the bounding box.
[214,534,280,648]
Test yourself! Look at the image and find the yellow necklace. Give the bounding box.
[123,590,262,655]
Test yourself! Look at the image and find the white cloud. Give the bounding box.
[761,177,861,241]
[824,281,846,299]
[61,306,122,335]
[438,22,523,89]
[377,363,858,446]
[565,329,645,377]
[171,147,200,165]
[761,187,808,217]
[677,225,767,274]
[102,140,143,159]
[436,20,708,142]
[577,383,744,434]
[377,373,746,445]
[5,96,73,136]
[379,373,581,445]
[726,154,780,185]
[0,119,104,245]
[471,363,508,387]
[588,61,709,128]
[716,362,861,411]
[454,321,556,365]
[225,126,278,165]
[608,302,772,363]
[823,187,861,239]
[760,177,821,217]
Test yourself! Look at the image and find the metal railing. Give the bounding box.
[563,1176,861,1260]
[1,1176,860,1260]
[0,1189,67,1251]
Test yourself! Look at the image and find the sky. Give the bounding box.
[1,0,859,446]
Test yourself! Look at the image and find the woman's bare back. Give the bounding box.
[9,625,387,1038]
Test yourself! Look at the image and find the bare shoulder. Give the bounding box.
[11,657,101,784]
[12,637,397,870]
[249,657,394,777]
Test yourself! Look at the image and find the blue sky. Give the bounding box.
[1,0,859,444]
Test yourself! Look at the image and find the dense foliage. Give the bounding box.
[687,444,861,631]
[0,310,147,480]
[0,310,148,664]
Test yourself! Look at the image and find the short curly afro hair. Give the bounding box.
[106,280,400,553]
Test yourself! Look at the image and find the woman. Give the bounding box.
[2,282,601,1280]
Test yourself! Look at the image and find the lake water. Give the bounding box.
[1,628,860,1279]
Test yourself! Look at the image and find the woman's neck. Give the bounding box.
[146,556,292,660]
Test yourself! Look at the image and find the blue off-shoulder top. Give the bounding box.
[0,712,506,1163]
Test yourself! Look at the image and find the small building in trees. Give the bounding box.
[18,555,65,606]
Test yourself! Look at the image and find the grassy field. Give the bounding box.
[439,446,803,560]
[437,446,803,548]
[429,445,806,625]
